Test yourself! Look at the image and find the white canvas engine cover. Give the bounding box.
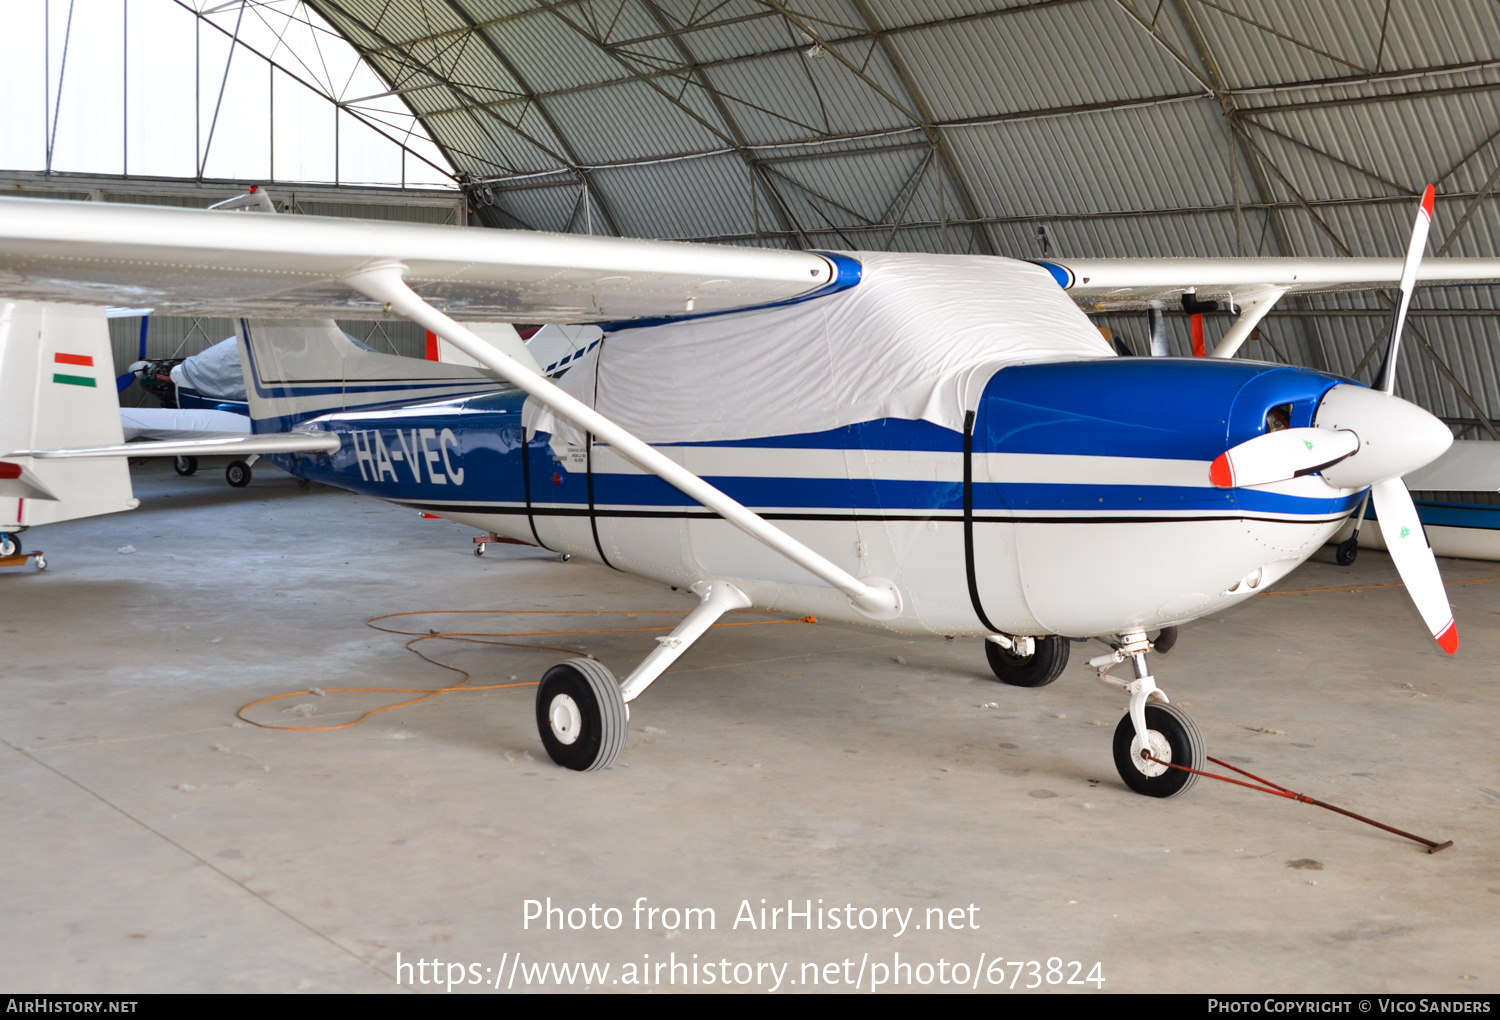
[171,336,247,400]
[526,252,1113,445]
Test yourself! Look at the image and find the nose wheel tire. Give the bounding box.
[1112,702,1204,798]
[985,635,1069,687]
[225,460,252,487]
[536,658,627,771]
[173,456,199,476]
[0,533,19,557]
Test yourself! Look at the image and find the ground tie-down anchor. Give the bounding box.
[1143,752,1453,854]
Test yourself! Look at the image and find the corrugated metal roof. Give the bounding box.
[296,0,1500,429]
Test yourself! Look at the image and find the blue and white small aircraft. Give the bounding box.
[0,186,1487,794]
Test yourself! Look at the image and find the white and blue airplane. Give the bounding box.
[0,186,1487,795]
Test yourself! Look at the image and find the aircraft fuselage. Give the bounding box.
[276,357,1360,638]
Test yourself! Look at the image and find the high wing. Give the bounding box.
[1036,256,1500,309]
[0,197,899,621]
[1034,255,1500,359]
[0,197,841,322]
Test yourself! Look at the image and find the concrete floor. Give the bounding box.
[2,460,1497,994]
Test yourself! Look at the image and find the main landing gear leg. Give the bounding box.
[1091,630,1204,797]
[535,580,753,772]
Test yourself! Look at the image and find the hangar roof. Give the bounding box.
[304,0,1500,434]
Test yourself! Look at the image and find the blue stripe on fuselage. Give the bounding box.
[287,359,1359,519]
[584,472,1357,515]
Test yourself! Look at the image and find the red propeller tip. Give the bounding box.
[1435,619,1458,655]
[1420,184,1435,219]
[1209,453,1235,488]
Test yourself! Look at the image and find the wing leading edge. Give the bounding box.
[0,197,842,323]
[1033,256,1500,310]
[1035,252,1500,359]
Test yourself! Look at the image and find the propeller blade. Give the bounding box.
[1209,427,1359,488]
[1373,184,1434,395]
[1370,477,1457,654]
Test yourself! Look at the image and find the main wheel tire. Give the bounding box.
[1112,702,1204,798]
[0,533,18,557]
[535,658,627,771]
[1336,537,1359,566]
[985,635,1069,687]
[225,460,252,487]
[174,456,199,476]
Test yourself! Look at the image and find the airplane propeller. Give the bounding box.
[1369,476,1458,652]
[1209,427,1358,488]
[1208,184,1457,654]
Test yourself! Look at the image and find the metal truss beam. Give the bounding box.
[845,0,994,255]
[353,0,1092,62]
[447,0,623,234]
[645,187,1500,243]
[306,0,573,178]
[174,0,457,184]
[636,0,806,246]
[0,169,463,208]
[399,6,1500,116]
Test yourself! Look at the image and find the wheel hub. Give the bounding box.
[1129,730,1172,777]
[547,693,583,745]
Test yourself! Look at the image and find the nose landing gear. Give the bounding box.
[1092,630,1204,797]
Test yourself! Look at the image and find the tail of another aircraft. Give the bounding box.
[237,319,535,432]
[0,301,137,532]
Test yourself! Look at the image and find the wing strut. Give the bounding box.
[343,262,903,622]
[1209,287,1286,359]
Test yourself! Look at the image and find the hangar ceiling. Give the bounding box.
[301,0,1500,436]
[307,0,1500,260]
[6,1,1500,437]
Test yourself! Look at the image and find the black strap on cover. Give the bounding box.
[519,429,550,551]
[585,432,617,570]
[963,410,1002,634]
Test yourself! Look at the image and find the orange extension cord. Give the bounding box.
[236,608,816,732]
[237,573,1498,732]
